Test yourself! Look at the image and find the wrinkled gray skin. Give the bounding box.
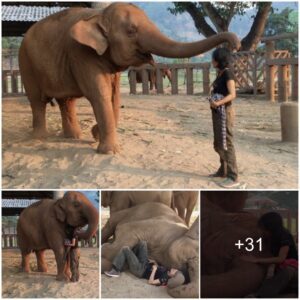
[101,191,173,243]
[102,202,199,298]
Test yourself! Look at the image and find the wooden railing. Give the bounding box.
[2,231,100,249]
[128,63,211,95]
[261,33,298,101]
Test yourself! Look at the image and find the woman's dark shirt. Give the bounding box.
[142,263,169,285]
[271,228,298,260]
[212,68,235,97]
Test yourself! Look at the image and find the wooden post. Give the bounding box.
[142,69,149,94]
[156,68,164,94]
[291,64,298,101]
[202,65,210,95]
[186,67,193,95]
[171,68,178,94]
[12,71,18,94]
[265,41,275,101]
[129,70,137,94]
[278,65,288,102]
[253,52,257,96]
[2,71,8,95]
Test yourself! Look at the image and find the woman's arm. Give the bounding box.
[211,79,236,108]
[242,245,290,264]
[148,265,160,285]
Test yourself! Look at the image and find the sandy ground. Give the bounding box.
[101,209,199,298]
[2,248,99,298]
[2,93,298,189]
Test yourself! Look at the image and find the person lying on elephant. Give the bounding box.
[241,212,298,297]
[208,47,239,188]
[104,241,185,288]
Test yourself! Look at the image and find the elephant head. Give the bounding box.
[167,217,199,298]
[70,3,240,69]
[54,191,99,240]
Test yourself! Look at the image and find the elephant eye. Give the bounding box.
[127,25,137,37]
[73,201,80,208]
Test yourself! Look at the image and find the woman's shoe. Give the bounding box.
[104,268,120,277]
[218,178,240,188]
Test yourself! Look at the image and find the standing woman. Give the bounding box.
[209,47,239,188]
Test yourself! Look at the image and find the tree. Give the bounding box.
[264,8,298,56]
[169,2,272,51]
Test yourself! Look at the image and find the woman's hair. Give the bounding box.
[258,212,284,236]
[212,47,231,70]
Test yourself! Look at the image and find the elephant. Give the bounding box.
[128,66,172,91]
[19,3,240,154]
[172,191,198,226]
[101,190,173,243]
[201,191,272,298]
[101,202,199,298]
[17,191,99,281]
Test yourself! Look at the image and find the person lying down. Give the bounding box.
[104,240,187,288]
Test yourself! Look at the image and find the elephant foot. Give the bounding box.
[37,266,48,273]
[56,273,70,282]
[71,273,80,282]
[97,142,119,154]
[32,128,49,139]
[21,267,31,273]
[91,124,99,141]
[63,128,82,139]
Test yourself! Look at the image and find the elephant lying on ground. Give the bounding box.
[172,191,198,226]
[17,192,99,281]
[19,2,240,154]
[201,191,271,298]
[128,66,172,91]
[102,202,199,298]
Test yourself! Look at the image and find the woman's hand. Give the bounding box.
[152,264,158,270]
[240,255,258,263]
[210,101,220,109]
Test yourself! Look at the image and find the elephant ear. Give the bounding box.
[70,14,108,56]
[54,198,66,222]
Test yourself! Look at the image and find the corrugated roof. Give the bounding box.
[2,199,40,208]
[2,5,67,22]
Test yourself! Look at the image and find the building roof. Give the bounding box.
[2,5,67,22]
[2,199,40,208]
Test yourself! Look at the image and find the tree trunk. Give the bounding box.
[241,3,272,51]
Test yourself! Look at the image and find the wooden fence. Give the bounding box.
[262,33,298,101]
[2,229,100,249]
[245,208,298,242]
[129,62,211,95]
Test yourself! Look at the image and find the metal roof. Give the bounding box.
[2,199,40,208]
[2,5,67,22]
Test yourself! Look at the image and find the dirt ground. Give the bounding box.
[2,248,99,298]
[2,94,297,189]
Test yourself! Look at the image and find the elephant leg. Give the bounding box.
[21,251,31,273]
[87,78,119,154]
[177,206,186,223]
[70,248,80,282]
[57,98,82,139]
[185,208,193,227]
[53,247,69,281]
[35,250,48,272]
[101,221,114,244]
[112,73,121,127]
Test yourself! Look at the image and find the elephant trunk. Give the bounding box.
[77,203,99,240]
[139,25,240,58]
[168,257,199,298]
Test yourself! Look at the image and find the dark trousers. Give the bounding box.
[212,105,238,181]
[112,241,148,278]
[256,266,298,297]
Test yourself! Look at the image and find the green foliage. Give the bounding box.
[2,37,22,49]
[264,8,298,56]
